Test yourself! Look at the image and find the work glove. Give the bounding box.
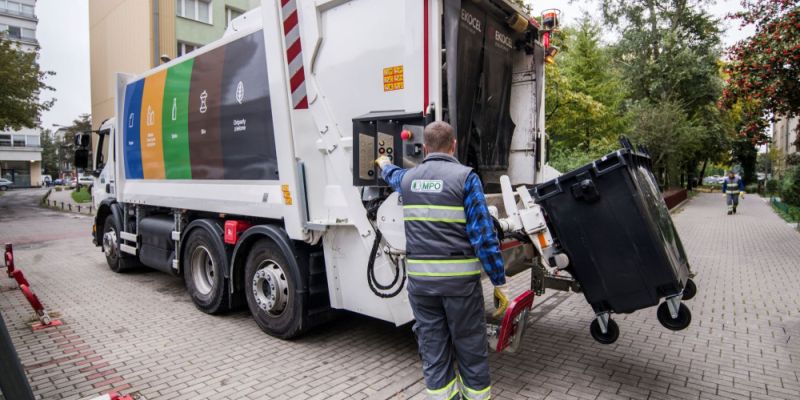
[722,193,727,197]
[740,192,745,199]
[492,284,510,319]
[375,155,391,169]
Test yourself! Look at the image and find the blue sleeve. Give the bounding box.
[380,164,406,195]
[722,180,728,193]
[463,172,506,286]
[739,179,745,191]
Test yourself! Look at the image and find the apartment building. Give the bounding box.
[0,0,42,187]
[772,116,799,175]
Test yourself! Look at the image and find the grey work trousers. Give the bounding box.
[409,283,491,398]
[726,193,739,212]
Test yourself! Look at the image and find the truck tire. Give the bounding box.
[102,215,137,273]
[183,228,229,314]
[244,238,306,339]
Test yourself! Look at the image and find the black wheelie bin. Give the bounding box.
[530,143,696,344]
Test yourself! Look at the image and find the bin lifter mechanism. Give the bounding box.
[486,176,570,353]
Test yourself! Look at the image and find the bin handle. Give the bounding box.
[593,151,626,176]
[534,178,563,201]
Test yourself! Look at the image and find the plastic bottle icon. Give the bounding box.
[146,106,155,126]
[199,90,208,113]
[171,98,177,121]
[128,113,134,128]
[236,81,244,104]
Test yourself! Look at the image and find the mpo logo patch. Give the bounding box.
[410,179,444,193]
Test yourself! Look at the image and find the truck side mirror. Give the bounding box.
[74,149,89,170]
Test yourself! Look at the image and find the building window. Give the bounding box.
[26,135,39,146]
[6,25,20,39]
[177,41,199,57]
[225,7,243,28]
[176,0,212,24]
[0,134,10,147]
[12,135,25,147]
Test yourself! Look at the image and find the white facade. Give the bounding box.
[0,0,42,186]
[772,116,799,175]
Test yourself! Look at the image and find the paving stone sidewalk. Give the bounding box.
[0,190,799,400]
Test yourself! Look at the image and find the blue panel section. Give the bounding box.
[123,79,144,179]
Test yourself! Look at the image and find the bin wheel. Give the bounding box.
[590,318,619,345]
[682,279,697,301]
[657,302,692,331]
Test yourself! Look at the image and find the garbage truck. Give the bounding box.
[78,0,695,346]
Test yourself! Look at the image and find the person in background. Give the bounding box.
[722,170,745,215]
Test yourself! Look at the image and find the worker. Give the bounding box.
[375,121,507,400]
[722,170,745,215]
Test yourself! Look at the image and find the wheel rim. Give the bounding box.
[190,245,215,296]
[252,259,289,316]
[103,229,118,260]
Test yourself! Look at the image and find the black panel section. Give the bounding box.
[188,45,226,179]
[453,2,486,168]
[220,31,279,180]
[477,18,515,170]
[352,111,425,187]
[138,215,176,274]
[444,0,523,175]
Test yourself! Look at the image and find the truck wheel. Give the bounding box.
[102,216,136,273]
[244,238,306,339]
[183,229,229,314]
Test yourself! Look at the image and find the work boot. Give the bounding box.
[727,210,732,215]
[733,206,737,214]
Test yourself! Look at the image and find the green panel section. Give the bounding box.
[161,59,194,179]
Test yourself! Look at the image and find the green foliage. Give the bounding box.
[546,17,629,150]
[627,99,704,185]
[787,153,800,166]
[54,186,63,192]
[0,37,55,130]
[745,183,759,194]
[766,179,780,194]
[549,137,619,173]
[71,187,92,204]
[781,166,800,207]
[597,0,731,188]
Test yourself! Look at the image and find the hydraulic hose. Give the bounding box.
[366,229,406,298]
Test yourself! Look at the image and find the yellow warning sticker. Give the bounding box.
[383,65,404,92]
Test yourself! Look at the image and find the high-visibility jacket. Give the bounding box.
[722,176,744,194]
[400,153,480,297]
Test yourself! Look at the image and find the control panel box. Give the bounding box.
[353,112,425,186]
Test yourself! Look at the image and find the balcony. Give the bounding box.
[0,7,37,22]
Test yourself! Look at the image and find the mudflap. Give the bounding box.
[487,290,535,353]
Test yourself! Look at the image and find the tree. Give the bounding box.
[600,0,730,188]
[627,99,704,187]
[0,36,55,130]
[545,17,629,171]
[723,0,800,145]
[40,129,59,176]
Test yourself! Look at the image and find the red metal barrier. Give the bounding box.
[12,269,29,287]
[4,243,14,278]
[4,243,62,331]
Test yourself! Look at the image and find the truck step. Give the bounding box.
[120,244,137,255]
[120,232,137,243]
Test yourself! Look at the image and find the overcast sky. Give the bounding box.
[34,0,752,131]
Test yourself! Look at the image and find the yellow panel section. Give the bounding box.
[140,69,167,179]
[383,65,404,92]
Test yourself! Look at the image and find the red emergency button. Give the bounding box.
[401,130,413,141]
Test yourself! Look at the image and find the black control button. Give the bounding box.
[386,148,393,154]
[368,170,374,176]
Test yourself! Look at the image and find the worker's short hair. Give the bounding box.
[423,121,455,153]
